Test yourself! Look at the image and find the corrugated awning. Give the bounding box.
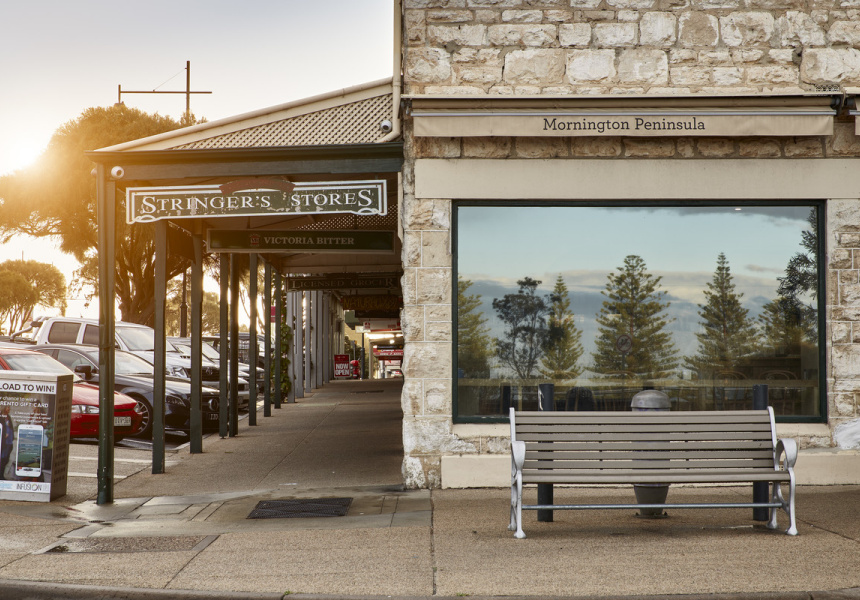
[410,96,836,138]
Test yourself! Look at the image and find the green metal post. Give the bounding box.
[229,254,239,437]
[96,167,115,505]
[152,221,167,474]
[263,260,272,417]
[274,270,283,409]
[248,253,258,426]
[219,256,229,438]
[190,233,203,453]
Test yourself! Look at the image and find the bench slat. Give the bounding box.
[524,449,774,460]
[521,469,790,484]
[516,423,772,434]
[516,413,771,425]
[523,458,777,470]
[526,440,773,451]
[517,431,774,442]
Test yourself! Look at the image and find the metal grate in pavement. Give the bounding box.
[247,498,352,519]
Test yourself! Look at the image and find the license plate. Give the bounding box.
[114,416,132,427]
[207,414,219,421]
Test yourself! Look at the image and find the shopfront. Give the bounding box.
[397,2,860,489]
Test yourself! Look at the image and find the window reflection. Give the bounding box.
[455,204,821,420]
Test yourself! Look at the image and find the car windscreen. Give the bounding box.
[116,326,179,353]
[3,352,81,382]
[86,349,155,376]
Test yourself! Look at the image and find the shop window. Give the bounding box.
[454,203,824,422]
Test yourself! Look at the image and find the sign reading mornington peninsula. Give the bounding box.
[126,179,387,224]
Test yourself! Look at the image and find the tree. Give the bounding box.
[166,288,222,337]
[457,277,493,379]
[0,105,202,325]
[686,253,758,376]
[773,207,819,346]
[538,275,583,381]
[492,277,552,380]
[758,297,817,356]
[0,270,37,334]
[0,260,66,332]
[591,255,678,379]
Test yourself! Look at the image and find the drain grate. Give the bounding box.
[247,498,352,519]
[351,390,384,394]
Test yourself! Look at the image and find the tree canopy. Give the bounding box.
[0,260,66,333]
[0,105,200,325]
[492,277,552,380]
[457,276,493,379]
[538,275,583,381]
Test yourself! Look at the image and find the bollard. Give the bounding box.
[537,383,555,523]
[631,389,671,518]
[502,385,512,414]
[752,384,769,521]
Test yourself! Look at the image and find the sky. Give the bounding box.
[0,0,393,319]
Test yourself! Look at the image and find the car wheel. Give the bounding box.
[132,398,153,439]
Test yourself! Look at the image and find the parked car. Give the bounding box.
[168,337,265,395]
[17,317,249,407]
[35,344,224,438]
[0,347,142,442]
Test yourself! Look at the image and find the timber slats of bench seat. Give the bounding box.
[509,408,798,539]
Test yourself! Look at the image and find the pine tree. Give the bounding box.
[492,277,551,380]
[686,253,758,376]
[539,275,584,381]
[758,297,817,356]
[591,255,678,379]
[457,277,492,378]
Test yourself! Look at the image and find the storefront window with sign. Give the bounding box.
[454,202,824,422]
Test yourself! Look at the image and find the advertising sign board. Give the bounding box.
[334,355,351,378]
[207,230,395,254]
[0,372,72,502]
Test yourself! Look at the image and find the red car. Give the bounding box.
[0,347,143,442]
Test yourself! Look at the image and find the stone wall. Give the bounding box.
[404,0,860,96]
[399,0,860,488]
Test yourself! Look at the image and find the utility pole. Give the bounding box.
[117,61,211,118]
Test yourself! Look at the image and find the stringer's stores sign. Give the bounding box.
[411,97,836,138]
[126,179,387,224]
[207,230,395,253]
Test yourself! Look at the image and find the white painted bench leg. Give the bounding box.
[767,482,779,531]
[509,458,517,532]
[785,476,798,536]
[514,471,526,539]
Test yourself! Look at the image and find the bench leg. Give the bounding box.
[513,472,526,539]
[768,480,798,536]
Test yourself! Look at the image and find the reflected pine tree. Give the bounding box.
[539,275,583,382]
[492,277,552,380]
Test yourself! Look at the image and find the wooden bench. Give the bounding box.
[509,407,797,538]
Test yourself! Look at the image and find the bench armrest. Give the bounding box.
[775,438,798,472]
[511,440,526,474]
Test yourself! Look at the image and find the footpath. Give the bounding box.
[0,379,859,600]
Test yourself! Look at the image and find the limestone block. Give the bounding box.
[784,138,824,157]
[826,122,860,156]
[453,47,503,65]
[769,49,795,63]
[426,304,452,322]
[502,9,543,22]
[594,22,638,47]
[745,0,805,9]
[698,50,733,65]
[541,86,576,94]
[485,435,511,454]
[713,66,743,86]
[544,10,573,22]
[691,0,741,8]
[514,85,543,94]
[571,136,624,156]
[416,268,453,304]
[618,49,669,84]
[570,0,602,7]
[677,138,696,157]
[829,20,860,46]
[566,49,617,83]
[475,9,500,22]
[801,48,860,83]
[525,0,566,4]
[404,198,451,231]
[405,10,427,43]
[402,377,424,415]
[831,248,854,270]
[462,136,512,157]
[413,136,461,159]
[488,24,557,46]
[405,0,467,6]
[670,65,712,86]
[406,48,453,84]
[404,341,452,380]
[738,139,782,157]
[720,12,776,47]
[559,23,591,47]
[515,136,570,157]
[732,49,765,62]
[624,138,677,157]
[454,63,505,85]
[402,269,418,305]
[835,418,860,449]
[402,416,475,455]
[746,64,799,84]
[839,232,860,248]
[504,49,565,84]
[428,24,488,46]
[427,9,474,22]
[776,10,826,46]
[581,9,616,19]
[640,12,676,47]
[425,379,453,414]
[426,321,452,342]
[605,0,656,8]
[422,230,451,267]
[670,49,699,64]
[617,10,640,22]
[832,322,853,344]
[402,455,441,489]
[841,283,860,305]
[467,0,523,6]
[403,231,422,268]
[423,85,492,95]
[402,304,426,343]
